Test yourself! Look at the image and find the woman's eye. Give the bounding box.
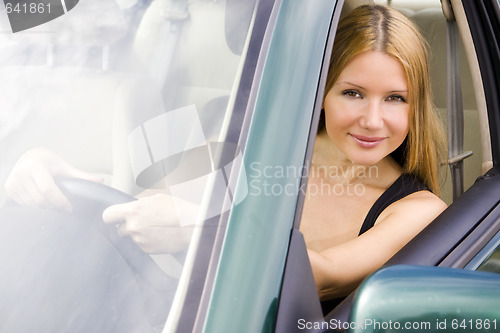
[342,90,361,98]
[387,95,407,103]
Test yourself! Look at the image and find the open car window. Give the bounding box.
[0,0,257,331]
[316,0,499,329]
[288,0,495,324]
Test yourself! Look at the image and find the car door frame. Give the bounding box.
[199,0,343,332]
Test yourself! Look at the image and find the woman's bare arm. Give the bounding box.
[308,191,447,300]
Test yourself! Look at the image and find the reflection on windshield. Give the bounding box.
[0,0,255,331]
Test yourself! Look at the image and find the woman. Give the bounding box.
[300,5,447,303]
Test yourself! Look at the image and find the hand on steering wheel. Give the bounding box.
[5,147,103,212]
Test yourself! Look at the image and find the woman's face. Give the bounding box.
[323,51,410,166]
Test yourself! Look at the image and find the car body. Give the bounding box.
[0,0,498,332]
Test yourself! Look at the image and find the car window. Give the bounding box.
[298,0,493,321]
[0,0,256,331]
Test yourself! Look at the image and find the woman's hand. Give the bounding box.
[5,147,103,213]
[102,194,194,254]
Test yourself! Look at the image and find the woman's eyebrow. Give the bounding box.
[335,81,365,89]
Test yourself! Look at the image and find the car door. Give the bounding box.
[202,0,500,331]
[195,0,500,332]
[326,0,500,328]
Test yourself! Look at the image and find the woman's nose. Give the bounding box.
[359,101,384,130]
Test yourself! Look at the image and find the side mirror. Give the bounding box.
[345,265,500,333]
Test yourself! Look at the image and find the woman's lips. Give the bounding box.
[350,134,386,148]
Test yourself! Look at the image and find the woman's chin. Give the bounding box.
[345,154,384,167]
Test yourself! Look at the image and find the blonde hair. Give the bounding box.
[323,5,445,195]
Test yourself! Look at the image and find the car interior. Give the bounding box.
[0,0,253,198]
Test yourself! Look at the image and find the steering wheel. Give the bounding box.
[54,177,176,290]
[54,176,137,242]
[55,176,136,217]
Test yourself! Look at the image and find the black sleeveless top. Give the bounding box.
[358,173,429,236]
[321,173,429,315]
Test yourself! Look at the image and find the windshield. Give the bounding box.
[0,0,255,331]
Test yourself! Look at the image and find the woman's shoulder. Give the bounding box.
[395,173,446,211]
[375,176,447,227]
[396,188,447,211]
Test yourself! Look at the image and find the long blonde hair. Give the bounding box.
[323,5,445,195]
